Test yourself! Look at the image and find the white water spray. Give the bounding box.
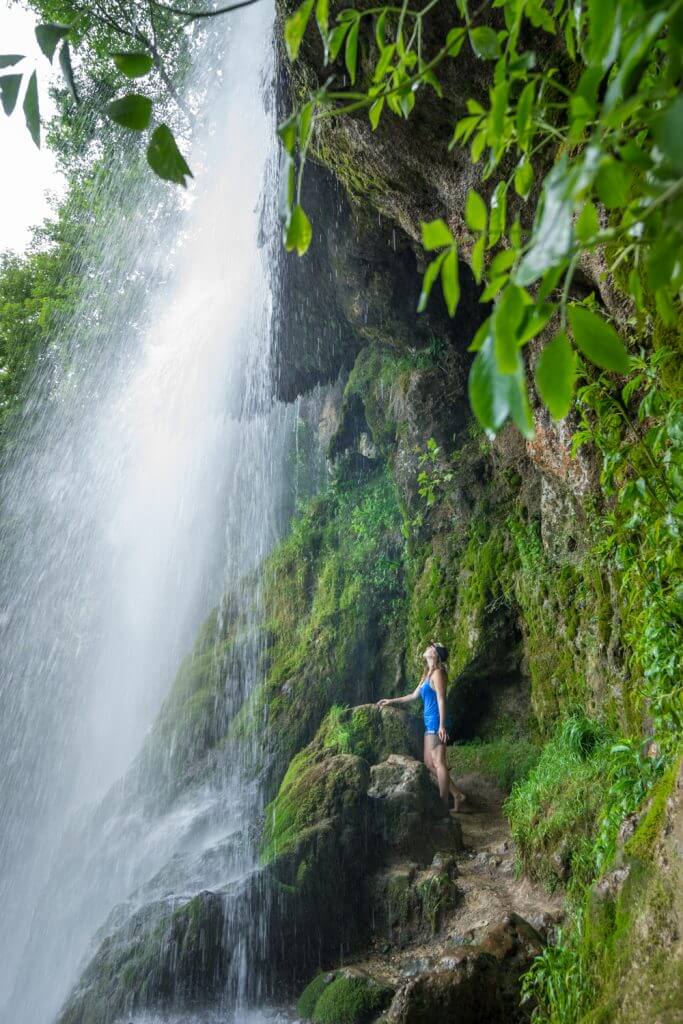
[0,4,302,1020]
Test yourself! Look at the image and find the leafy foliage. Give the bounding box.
[280,0,682,437]
[0,1,202,182]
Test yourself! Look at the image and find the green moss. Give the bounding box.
[314,121,391,205]
[311,973,392,1024]
[626,760,679,862]
[260,751,368,866]
[416,870,458,933]
[259,463,406,787]
[297,973,332,1019]
[322,704,415,763]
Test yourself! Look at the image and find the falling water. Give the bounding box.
[0,3,307,1021]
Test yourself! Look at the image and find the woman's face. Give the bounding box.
[423,644,437,667]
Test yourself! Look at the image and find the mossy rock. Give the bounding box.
[298,969,393,1024]
[320,704,420,764]
[261,751,370,867]
[257,463,407,790]
[368,755,461,862]
[56,890,233,1024]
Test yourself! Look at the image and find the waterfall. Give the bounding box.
[0,3,303,1020]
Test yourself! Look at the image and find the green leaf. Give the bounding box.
[441,247,460,316]
[35,23,70,63]
[0,55,24,69]
[345,16,360,84]
[112,51,154,78]
[374,42,394,81]
[421,219,453,251]
[568,305,630,373]
[465,190,487,232]
[422,69,443,97]
[279,153,296,221]
[299,101,314,149]
[516,157,575,286]
[515,81,534,151]
[285,0,315,62]
[315,0,329,35]
[595,160,631,210]
[0,74,22,117]
[328,21,350,61]
[489,249,516,281]
[59,40,78,103]
[446,27,465,56]
[576,201,599,242]
[469,26,501,60]
[655,95,683,173]
[492,285,525,374]
[417,252,446,312]
[488,181,507,249]
[22,70,39,148]
[468,318,491,352]
[586,0,620,71]
[535,331,576,419]
[604,10,667,112]
[628,267,644,314]
[285,204,313,256]
[147,124,193,187]
[514,158,533,198]
[468,332,534,438]
[369,97,384,129]
[375,10,387,48]
[646,238,678,293]
[106,93,152,130]
[517,302,554,345]
[487,80,509,148]
[277,114,297,155]
[471,128,487,163]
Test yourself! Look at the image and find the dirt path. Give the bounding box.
[345,771,564,987]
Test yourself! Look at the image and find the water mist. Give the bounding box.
[0,3,301,1021]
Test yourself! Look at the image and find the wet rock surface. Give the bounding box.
[294,767,564,1024]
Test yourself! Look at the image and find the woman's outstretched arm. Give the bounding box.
[377,683,421,708]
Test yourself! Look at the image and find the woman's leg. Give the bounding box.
[424,733,437,778]
[430,740,451,808]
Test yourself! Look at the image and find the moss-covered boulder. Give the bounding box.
[261,751,370,868]
[298,968,394,1024]
[56,889,234,1024]
[261,703,419,870]
[314,704,419,765]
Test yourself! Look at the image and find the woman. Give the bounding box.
[377,642,467,813]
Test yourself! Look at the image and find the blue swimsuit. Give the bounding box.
[419,675,453,737]
[419,676,441,734]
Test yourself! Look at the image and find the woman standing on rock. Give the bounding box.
[377,642,467,813]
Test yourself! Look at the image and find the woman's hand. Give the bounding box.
[377,698,391,708]
[438,725,448,744]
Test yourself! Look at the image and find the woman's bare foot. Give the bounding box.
[451,790,471,813]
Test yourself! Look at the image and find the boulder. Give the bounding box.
[386,952,506,1024]
[368,755,462,862]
